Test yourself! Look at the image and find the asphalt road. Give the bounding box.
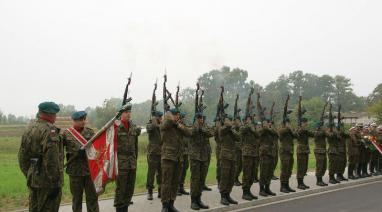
[241,181,382,212]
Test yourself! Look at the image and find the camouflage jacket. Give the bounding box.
[314,129,327,154]
[219,125,240,161]
[146,120,162,155]
[278,127,296,155]
[337,131,348,153]
[240,123,260,157]
[160,118,191,162]
[18,119,64,188]
[348,131,361,156]
[326,131,340,154]
[259,127,275,157]
[189,124,214,161]
[295,127,314,154]
[234,125,243,150]
[270,127,279,155]
[117,121,141,173]
[62,127,94,176]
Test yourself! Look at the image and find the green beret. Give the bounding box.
[120,104,132,112]
[154,111,163,117]
[195,112,203,118]
[71,111,87,120]
[170,108,180,115]
[38,102,60,114]
[180,111,187,118]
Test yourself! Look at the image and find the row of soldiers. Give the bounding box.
[18,95,382,212]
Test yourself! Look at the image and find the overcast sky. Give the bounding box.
[1,0,381,116]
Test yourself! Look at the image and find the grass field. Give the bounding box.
[0,135,316,211]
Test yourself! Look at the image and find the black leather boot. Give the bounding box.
[178,184,189,195]
[259,183,268,196]
[280,182,290,193]
[220,193,230,206]
[147,189,153,200]
[297,178,306,190]
[286,181,296,192]
[197,195,209,209]
[158,187,162,198]
[161,202,170,212]
[190,196,200,210]
[169,200,179,212]
[202,184,212,191]
[234,179,242,186]
[329,175,338,184]
[265,184,276,196]
[227,194,238,204]
[316,176,328,186]
[242,189,254,201]
[248,189,258,199]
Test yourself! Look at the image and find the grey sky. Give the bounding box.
[1,0,381,116]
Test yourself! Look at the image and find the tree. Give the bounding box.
[367,99,382,124]
[368,83,382,104]
[57,104,76,117]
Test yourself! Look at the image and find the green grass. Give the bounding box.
[0,135,316,211]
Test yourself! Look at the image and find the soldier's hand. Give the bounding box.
[48,187,60,200]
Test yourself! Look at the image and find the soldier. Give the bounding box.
[326,127,341,184]
[201,115,212,191]
[258,120,277,197]
[178,112,190,196]
[114,104,141,212]
[160,108,191,212]
[219,115,239,205]
[62,111,99,212]
[295,118,314,190]
[336,124,349,181]
[146,111,163,200]
[270,121,279,181]
[369,123,379,175]
[189,113,213,210]
[214,119,222,186]
[240,115,259,201]
[376,125,382,174]
[348,125,361,179]
[358,125,372,178]
[313,122,328,186]
[18,102,63,212]
[278,118,296,193]
[233,116,243,186]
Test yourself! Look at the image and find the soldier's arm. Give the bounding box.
[18,132,31,178]
[202,126,214,138]
[43,126,61,188]
[231,127,241,140]
[179,124,192,137]
[160,118,175,131]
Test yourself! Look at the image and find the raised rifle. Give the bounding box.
[270,101,275,124]
[233,94,241,120]
[215,86,228,124]
[122,72,132,106]
[337,104,342,131]
[194,83,200,120]
[245,87,255,119]
[257,92,266,125]
[319,101,328,129]
[297,95,306,128]
[282,94,291,127]
[175,82,182,109]
[150,79,158,119]
[328,103,334,132]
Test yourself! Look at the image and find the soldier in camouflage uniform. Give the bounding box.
[358,126,372,178]
[219,115,240,205]
[240,115,259,201]
[189,113,213,210]
[270,122,279,180]
[295,118,314,190]
[146,111,163,200]
[214,120,222,186]
[160,108,192,212]
[258,120,277,197]
[114,104,141,212]
[313,122,328,187]
[348,126,361,179]
[178,112,190,196]
[336,125,349,181]
[326,128,341,184]
[369,123,380,175]
[278,118,296,193]
[62,111,99,212]
[233,117,243,186]
[18,102,64,212]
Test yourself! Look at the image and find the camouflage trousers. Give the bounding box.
[297,153,309,179]
[216,145,221,183]
[202,153,211,186]
[161,159,181,203]
[179,154,189,186]
[235,149,242,180]
[146,154,162,190]
[273,148,279,176]
[219,159,235,194]
[242,156,259,191]
[314,153,327,177]
[348,154,360,167]
[190,159,209,198]
[328,153,340,175]
[279,153,294,182]
[114,169,136,208]
[260,155,275,185]
[338,152,347,175]
[29,187,62,212]
[69,175,99,212]
[370,151,379,172]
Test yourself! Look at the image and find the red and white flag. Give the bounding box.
[369,136,382,155]
[67,121,119,194]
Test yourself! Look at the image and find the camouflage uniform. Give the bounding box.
[278,127,296,185]
[258,127,276,193]
[314,129,327,178]
[240,123,260,198]
[214,125,222,184]
[160,118,191,205]
[369,129,378,173]
[62,127,99,212]
[348,130,361,178]
[326,131,340,182]
[234,125,243,185]
[189,124,213,205]
[18,119,64,212]
[114,121,141,209]
[337,130,348,179]
[146,119,162,194]
[179,134,190,193]
[271,127,279,178]
[295,127,314,188]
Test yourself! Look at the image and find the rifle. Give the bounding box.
[233,94,241,120]
[319,101,328,128]
[150,79,158,119]
[297,95,306,128]
[257,92,266,125]
[122,72,132,106]
[215,86,228,124]
[337,104,342,131]
[199,89,206,113]
[328,103,334,132]
[270,101,275,124]
[282,94,290,127]
[245,87,255,119]
[175,82,182,109]
[163,73,170,113]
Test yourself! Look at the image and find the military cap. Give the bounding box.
[154,111,163,117]
[120,103,132,112]
[71,111,87,120]
[170,108,180,115]
[38,101,60,114]
[195,112,203,118]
